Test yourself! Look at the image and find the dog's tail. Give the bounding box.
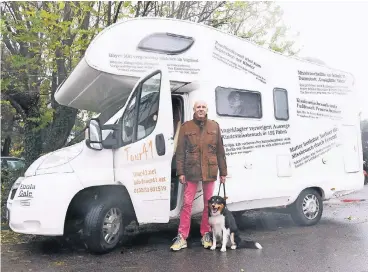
[239,240,263,249]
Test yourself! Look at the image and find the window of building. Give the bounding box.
[137,32,194,55]
[215,86,262,118]
[273,88,289,121]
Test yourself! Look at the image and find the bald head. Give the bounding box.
[193,100,208,119]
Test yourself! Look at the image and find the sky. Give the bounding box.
[278,0,368,119]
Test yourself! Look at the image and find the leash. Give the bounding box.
[217,182,228,201]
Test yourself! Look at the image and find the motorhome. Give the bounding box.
[7,18,364,253]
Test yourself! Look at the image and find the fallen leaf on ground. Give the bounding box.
[53,261,66,266]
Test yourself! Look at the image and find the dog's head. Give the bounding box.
[208,195,226,216]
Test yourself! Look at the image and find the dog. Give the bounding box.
[208,195,262,252]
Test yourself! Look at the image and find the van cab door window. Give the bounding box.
[122,95,137,145]
[136,73,161,141]
[120,72,161,145]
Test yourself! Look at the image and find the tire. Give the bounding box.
[364,176,368,185]
[289,188,323,226]
[83,197,125,254]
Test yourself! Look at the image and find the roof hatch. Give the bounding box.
[137,32,194,55]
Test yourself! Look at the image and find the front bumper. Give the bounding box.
[7,173,83,236]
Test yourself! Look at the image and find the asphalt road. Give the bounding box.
[2,186,368,272]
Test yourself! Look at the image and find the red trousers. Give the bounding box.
[178,180,215,239]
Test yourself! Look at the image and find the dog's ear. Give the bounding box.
[219,203,225,215]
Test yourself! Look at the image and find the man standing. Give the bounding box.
[170,100,228,251]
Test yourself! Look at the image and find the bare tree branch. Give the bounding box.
[107,1,112,26]
[2,34,17,55]
[141,1,152,17]
[113,1,123,23]
[135,1,141,17]
[5,2,19,22]
[1,93,26,119]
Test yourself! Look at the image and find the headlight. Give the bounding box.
[36,163,74,175]
[11,177,24,191]
[38,142,83,169]
[25,154,50,177]
[8,177,25,200]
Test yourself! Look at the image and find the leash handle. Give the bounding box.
[217,182,227,200]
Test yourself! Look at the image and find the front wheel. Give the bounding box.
[289,188,323,226]
[83,198,125,254]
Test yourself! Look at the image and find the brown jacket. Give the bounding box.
[176,114,227,182]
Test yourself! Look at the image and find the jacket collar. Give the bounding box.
[193,113,208,128]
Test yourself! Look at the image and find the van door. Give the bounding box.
[113,68,174,224]
[341,124,360,173]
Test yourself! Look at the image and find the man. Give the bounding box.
[170,100,228,251]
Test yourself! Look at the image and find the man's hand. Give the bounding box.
[179,175,186,184]
[220,176,226,184]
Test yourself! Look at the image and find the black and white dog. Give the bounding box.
[208,195,262,252]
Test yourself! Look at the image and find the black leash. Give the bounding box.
[217,182,227,201]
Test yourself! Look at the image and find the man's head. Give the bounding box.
[193,100,208,120]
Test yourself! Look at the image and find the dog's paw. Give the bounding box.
[210,245,216,251]
[231,245,237,250]
[220,247,227,252]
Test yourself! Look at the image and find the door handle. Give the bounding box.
[155,133,166,156]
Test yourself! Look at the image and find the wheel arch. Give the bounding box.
[64,184,137,233]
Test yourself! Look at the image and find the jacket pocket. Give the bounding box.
[208,156,218,179]
[185,131,198,152]
[206,130,217,145]
[208,144,217,154]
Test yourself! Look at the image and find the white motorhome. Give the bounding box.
[7,18,364,253]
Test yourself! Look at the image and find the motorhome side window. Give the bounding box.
[215,86,262,118]
[273,88,289,121]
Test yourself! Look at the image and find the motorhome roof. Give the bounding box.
[55,17,355,113]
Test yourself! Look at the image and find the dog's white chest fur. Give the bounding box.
[209,214,227,238]
[209,214,232,252]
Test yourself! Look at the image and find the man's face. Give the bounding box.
[193,101,208,119]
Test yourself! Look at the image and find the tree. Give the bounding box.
[1,1,299,167]
[0,2,102,166]
[117,1,299,55]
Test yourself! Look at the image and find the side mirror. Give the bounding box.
[101,124,122,149]
[85,118,123,150]
[86,118,103,151]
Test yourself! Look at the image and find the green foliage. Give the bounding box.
[1,1,300,165]
[1,1,103,164]
[1,168,25,223]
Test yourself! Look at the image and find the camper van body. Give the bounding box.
[7,18,364,253]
